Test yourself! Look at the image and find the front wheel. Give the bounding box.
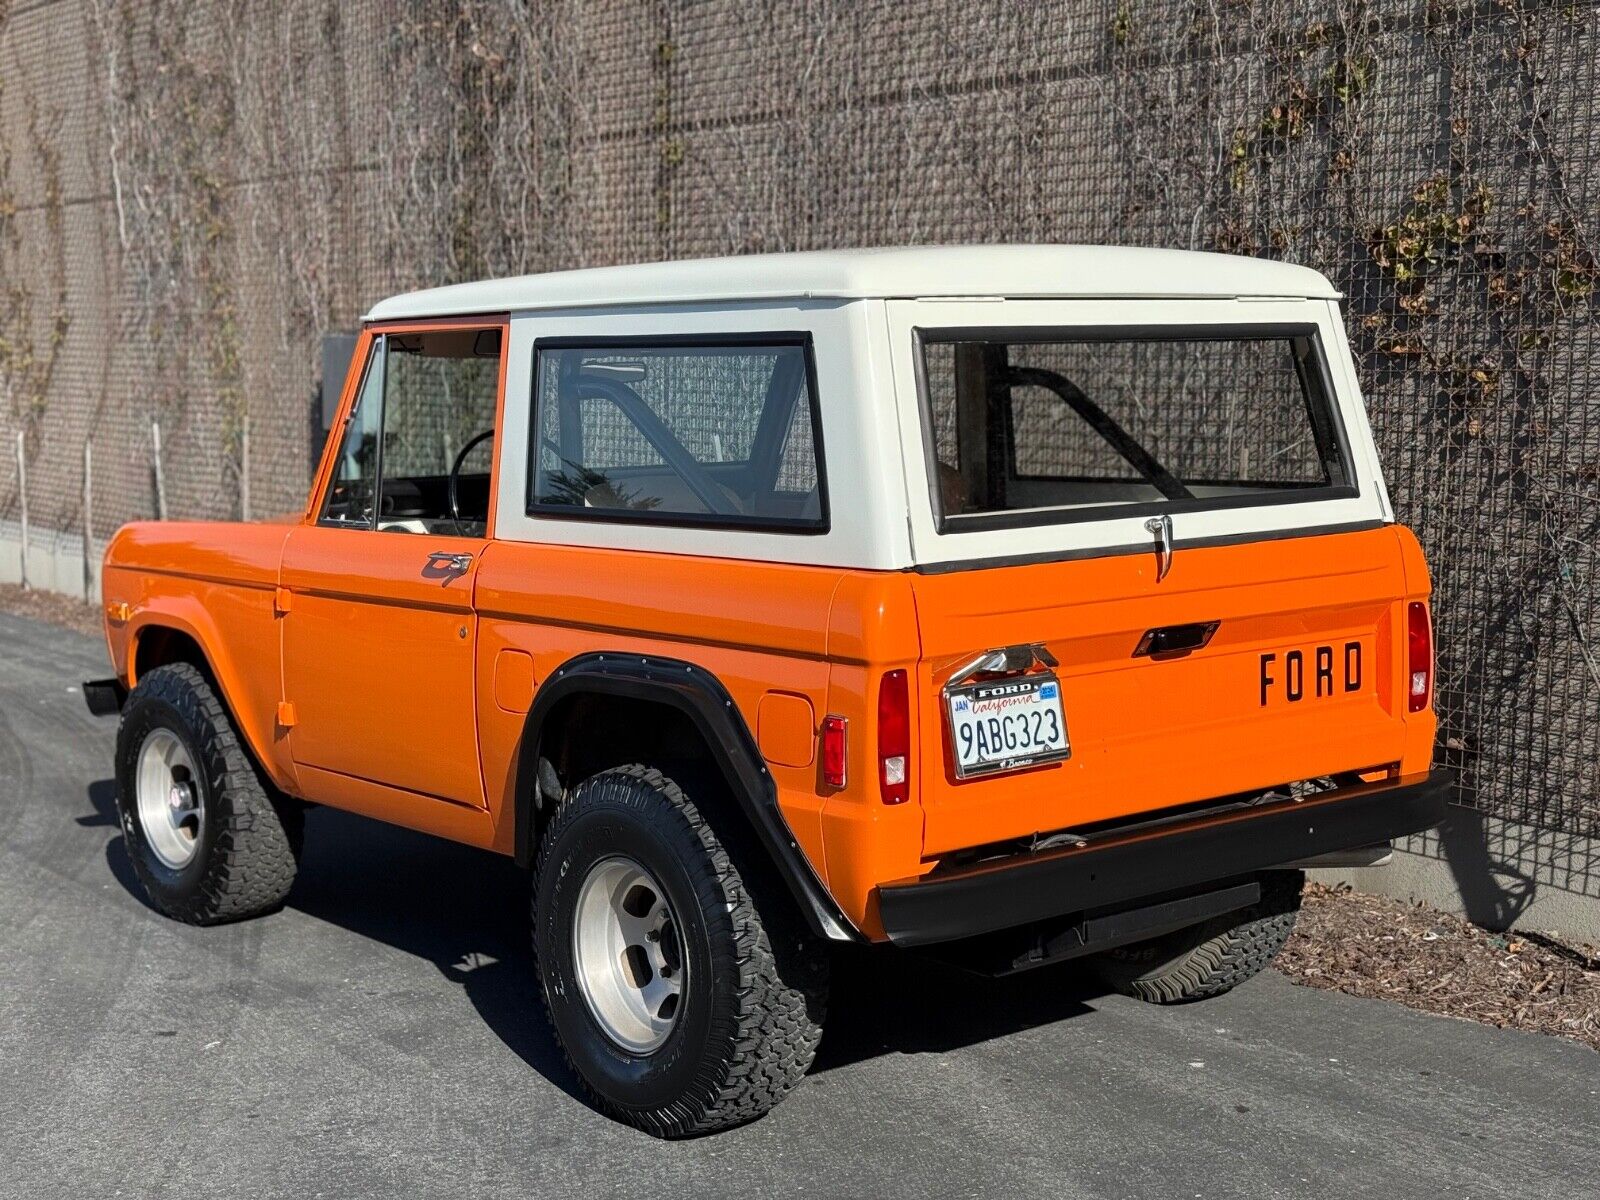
[115,663,303,925]
[532,765,826,1137]
[1088,870,1304,1004]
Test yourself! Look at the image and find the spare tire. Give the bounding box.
[1089,870,1304,1004]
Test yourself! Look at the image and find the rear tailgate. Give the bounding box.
[910,526,1411,857]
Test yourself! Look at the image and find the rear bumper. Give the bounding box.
[877,769,1451,947]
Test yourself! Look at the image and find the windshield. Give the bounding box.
[919,328,1353,531]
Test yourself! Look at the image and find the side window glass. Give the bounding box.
[529,343,826,531]
[318,328,503,536]
[379,329,501,536]
[320,337,385,527]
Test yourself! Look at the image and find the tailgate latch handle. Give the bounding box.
[1133,620,1221,658]
[1144,514,1174,583]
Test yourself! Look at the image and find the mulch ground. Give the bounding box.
[0,583,105,640]
[3,584,1596,1053]
[1278,881,1600,1052]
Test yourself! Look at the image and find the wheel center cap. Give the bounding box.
[168,782,193,822]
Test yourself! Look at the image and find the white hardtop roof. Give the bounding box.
[364,245,1340,322]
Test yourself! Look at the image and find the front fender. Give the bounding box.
[126,595,296,800]
[115,585,296,796]
[102,520,296,793]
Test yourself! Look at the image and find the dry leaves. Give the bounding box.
[0,583,104,639]
[1277,882,1600,1051]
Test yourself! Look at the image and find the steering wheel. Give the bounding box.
[448,429,495,527]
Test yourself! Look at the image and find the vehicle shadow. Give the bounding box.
[78,778,121,827]
[286,806,588,1104]
[290,808,1107,1081]
[84,780,150,905]
[1434,801,1536,932]
[816,945,1104,1073]
[86,791,1108,1094]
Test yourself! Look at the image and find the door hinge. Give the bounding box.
[274,587,292,615]
[1144,513,1174,583]
[276,701,297,728]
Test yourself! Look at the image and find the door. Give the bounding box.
[281,322,506,808]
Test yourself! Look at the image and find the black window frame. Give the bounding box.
[913,322,1360,535]
[525,332,831,535]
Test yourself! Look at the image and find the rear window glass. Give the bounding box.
[920,330,1352,530]
[529,342,826,531]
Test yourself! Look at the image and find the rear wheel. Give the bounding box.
[1089,871,1304,1004]
[115,663,303,925]
[533,764,827,1137]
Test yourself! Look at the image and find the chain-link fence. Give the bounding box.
[0,0,1594,838]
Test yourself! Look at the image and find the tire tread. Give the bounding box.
[1096,871,1303,1005]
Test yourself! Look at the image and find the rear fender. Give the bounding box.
[513,652,858,942]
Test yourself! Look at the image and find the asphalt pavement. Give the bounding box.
[1,609,1596,1199]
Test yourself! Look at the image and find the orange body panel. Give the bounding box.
[471,541,845,868]
[279,523,486,808]
[102,520,298,793]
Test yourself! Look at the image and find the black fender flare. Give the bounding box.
[513,652,858,942]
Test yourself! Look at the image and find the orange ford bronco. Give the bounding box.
[86,247,1447,1136]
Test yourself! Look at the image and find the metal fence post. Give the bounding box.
[82,439,94,604]
[240,413,251,522]
[15,431,28,592]
[151,420,167,520]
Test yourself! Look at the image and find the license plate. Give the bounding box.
[946,674,1071,778]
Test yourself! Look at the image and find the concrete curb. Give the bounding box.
[1312,803,1600,947]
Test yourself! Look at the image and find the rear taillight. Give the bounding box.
[877,669,910,804]
[821,715,848,788]
[1407,601,1432,713]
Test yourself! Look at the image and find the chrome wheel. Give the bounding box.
[134,728,204,870]
[571,857,685,1055]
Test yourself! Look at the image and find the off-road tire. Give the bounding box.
[1089,870,1304,1004]
[532,764,827,1138]
[115,663,303,924]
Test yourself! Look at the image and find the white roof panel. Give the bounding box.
[363,245,1340,321]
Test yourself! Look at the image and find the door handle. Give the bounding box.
[426,551,474,573]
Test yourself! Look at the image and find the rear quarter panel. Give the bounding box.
[472,541,846,869]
